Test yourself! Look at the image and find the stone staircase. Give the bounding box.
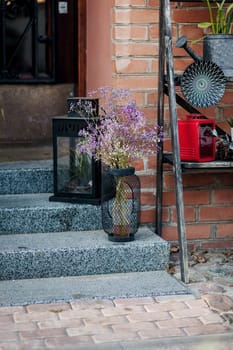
[0,160,170,283]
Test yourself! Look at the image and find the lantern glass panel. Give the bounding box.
[56,136,93,195]
[50,116,101,204]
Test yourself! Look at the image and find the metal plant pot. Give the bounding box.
[203,34,233,77]
[101,167,140,242]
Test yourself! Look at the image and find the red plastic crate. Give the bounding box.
[178,117,216,162]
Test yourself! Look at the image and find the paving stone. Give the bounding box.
[59,308,103,320]
[127,310,171,322]
[83,315,129,327]
[0,306,26,315]
[0,339,45,350]
[101,305,145,316]
[144,301,189,312]
[203,294,233,313]
[156,317,202,329]
[199,310,225,325]
[38,319,83,330]
[45,335,93,348]
[189,282,226,295]
[185,269,208,283]
[221,312,233,326]
[112,321,157,333]
[19,327,66,340]
[67,324,113,337]
[0,331,19,342]
[71,299,114,310]
[183,298,208,309]
[92,331,140,344]
[138,327,184,339]
[0,321,37,332]
[113,297,155,306]
[155,294,195,302]
[183,323,231,337]
[26,302,72,313]
[14,310,59,323]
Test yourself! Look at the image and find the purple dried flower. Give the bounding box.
[78,86,163,169]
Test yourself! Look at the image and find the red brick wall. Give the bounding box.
[112,0,233,248]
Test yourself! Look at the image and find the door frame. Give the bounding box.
[77,0,86,96]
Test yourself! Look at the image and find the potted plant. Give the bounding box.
[198,0,233,76]
[78,86,163,241]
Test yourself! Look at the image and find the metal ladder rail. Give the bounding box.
[156,0,189,283]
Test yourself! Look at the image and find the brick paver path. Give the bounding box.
[0,294,232,349]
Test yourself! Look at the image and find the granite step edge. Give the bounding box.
[0,160,53,169]
[0,228,170,280]
[0,193,99,209]
[0,227,168,250]
[0,167,53,194]
[0,193,102,234]
[0,270,190,307]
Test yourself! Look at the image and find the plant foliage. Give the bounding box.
[198,0,233,34]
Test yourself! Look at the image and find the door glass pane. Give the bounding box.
[0,0,55,82]
[38,0,53,78]
[5,0,33,79]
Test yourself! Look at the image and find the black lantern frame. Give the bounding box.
[49,99,101,204]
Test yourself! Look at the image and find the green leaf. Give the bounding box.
[198,22,212,28]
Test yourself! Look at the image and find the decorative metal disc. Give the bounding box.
[181,60,226,108]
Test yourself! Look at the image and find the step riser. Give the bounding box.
[0,206,102,234]
[0,162,170,284]
[0,248,169,280]
[0,168,53,194]
[0,230,170,280]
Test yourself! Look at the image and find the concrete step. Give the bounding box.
[0,193,102,234]
[0,270,189,307]
[0,227,170,280]
[0,160,53,194]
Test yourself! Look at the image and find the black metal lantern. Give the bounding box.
[49,98,101,204]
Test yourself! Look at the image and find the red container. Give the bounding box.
[178,116,216,162]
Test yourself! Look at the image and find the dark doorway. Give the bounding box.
[0,0,86,144]
[0,0,83,85]
[0,0,56,82]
